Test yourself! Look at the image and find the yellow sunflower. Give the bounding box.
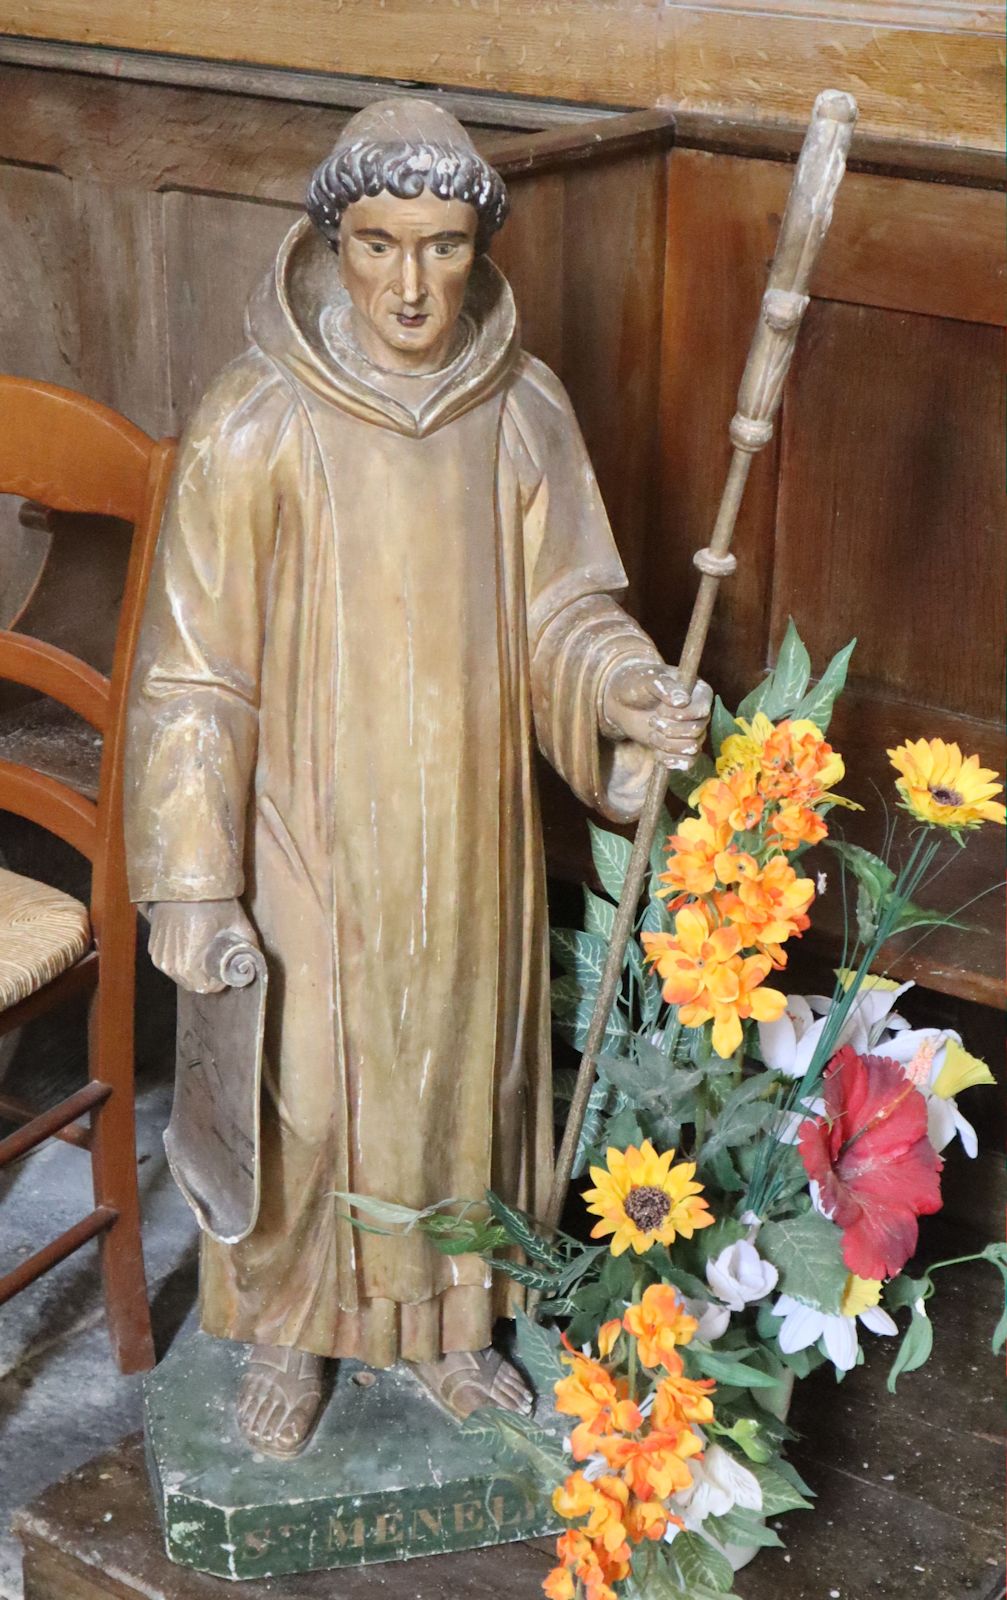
[888,738,1006,831]
[582,1141,713,1256]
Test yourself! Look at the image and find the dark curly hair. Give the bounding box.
[305,98,509,256]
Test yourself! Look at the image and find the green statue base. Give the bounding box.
[144,1333,562,1581]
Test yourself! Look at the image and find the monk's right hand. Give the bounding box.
[147,899,259,994]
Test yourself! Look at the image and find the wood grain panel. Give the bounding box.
[773,300,1006,722]
[657,6,1004,151]
[0,167,166,431]
[1,0,1001,145]
[0,0,661,111]
[491,174,567,377]
[0,166,81,391]
[809,172,1005,327]
[0,65,351,205]
[558,151,667,612]
[161,193,298,428]
[654,149,782,697]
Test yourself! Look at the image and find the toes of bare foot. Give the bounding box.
[237,1345,325,1457]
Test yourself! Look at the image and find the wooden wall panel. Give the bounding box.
[491,175,567,377]
[0,166,82,393]
[773,302,1006,722]
[161,194,297,428]
[0,166,165,431]
[654,149,781,699]
[1,0,1001,147]
[558,152,667,614]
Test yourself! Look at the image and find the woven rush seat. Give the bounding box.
[0,867,91,1011]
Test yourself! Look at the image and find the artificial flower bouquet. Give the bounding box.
[343,622,1004,1599]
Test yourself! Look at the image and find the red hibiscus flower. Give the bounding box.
[798,1045,943,1280]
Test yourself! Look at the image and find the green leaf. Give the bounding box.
[457,1406,566,1486]
[690,1347,781,1390]
[421,1214,509,1255]
[333,1192,459,1232]
[584,887,616,940]
[826,839,895,942]
[572,1076,615,1179]
[884,1273,932,1313]
[708,1506,784,1549]
[514,1310,564,1397]
[484,1192,560,1266]
[640,895,671,935]
[701,1076,776,1158]
[991,1300,1007,1355]
[666,1530,738,1594]
[747,1458,815,1515]
[738,619,812,723]
[589,821,633,901]
[886,1307,934,1392]
[790,637,856,733]
[489,1257,558,1292]
[550,926,609,983]
[717,1416,775,1463]
[888,902,969,937]
[711,695,741,757]
[759,1209,848,1315]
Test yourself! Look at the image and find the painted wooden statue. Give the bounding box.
[125,98,711,1460]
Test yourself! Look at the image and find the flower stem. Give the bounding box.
[627,1271,645,1401]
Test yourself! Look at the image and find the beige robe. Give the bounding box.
[126,218,661,1367]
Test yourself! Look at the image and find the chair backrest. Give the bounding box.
[0,377,176,936]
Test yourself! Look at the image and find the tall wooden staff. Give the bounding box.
[536,89,858,1279]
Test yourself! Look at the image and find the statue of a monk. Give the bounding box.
[126,98,711,1460]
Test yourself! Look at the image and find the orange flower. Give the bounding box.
[657,812,735,903]
[600,1427,703,1500]
[768,800,829,851]
[555,1337,643,1447]
[625,1498,673,1543]
[717,852,815,965]
[653,1369,716,1428]
[643,903,787,1058]
[623,1283,698,1371]
[542,1566,576,1600]
[597,1319,622,1358]
[546,1522,631,1600]
[695,771,766,835]
[759,718,849,807]
[553,1473,631,1558]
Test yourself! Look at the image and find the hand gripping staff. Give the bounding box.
[532,90,858,1312]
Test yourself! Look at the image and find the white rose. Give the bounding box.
[706,1240,778,1312]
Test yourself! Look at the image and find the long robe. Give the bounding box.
[126,217,662,1367]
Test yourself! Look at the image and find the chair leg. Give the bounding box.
[87,926,155,1374]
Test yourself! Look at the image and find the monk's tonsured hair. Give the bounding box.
[306,132,509,256]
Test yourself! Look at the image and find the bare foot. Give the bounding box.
[412,1348,533,1421]
[237,1343,326,1458]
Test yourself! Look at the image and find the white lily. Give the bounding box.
[759,978,915,1080]
[876,1026,994,1157]
[665,1442,763,1539]
[771,1278,897,1374]
[682,1295,731,1342]
[706,1240,778,1312]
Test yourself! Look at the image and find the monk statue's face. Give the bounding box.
[339,189,479,375]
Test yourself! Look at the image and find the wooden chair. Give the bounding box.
[0,377,175,1374]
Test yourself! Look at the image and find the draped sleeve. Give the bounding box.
[125,353,293,902]
[502,354,663,823]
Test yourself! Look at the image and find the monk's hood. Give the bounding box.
[246,216,520,438]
